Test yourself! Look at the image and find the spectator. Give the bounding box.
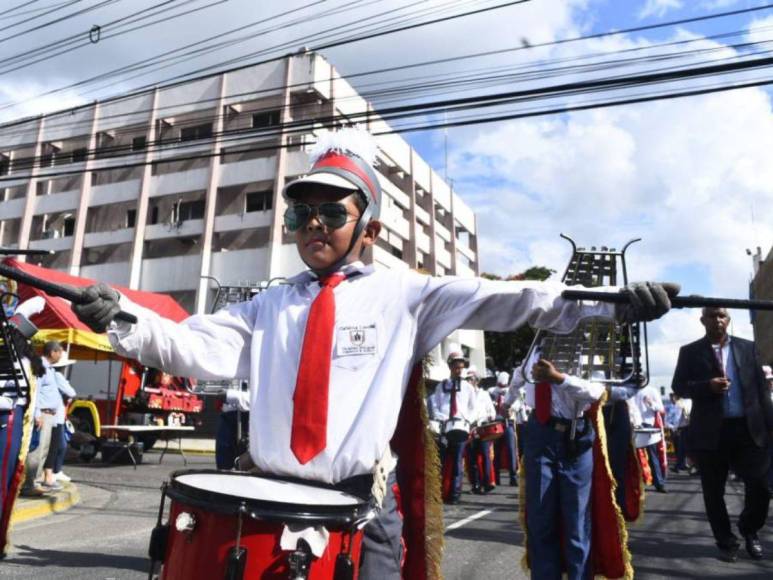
[216,381,250,470]
[634,384,667,493]
[47,355,77,483]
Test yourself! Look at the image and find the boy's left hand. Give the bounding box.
[617,282,680,323]
[532,359,565,384]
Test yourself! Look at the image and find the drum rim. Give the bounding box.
[166,469,372,526]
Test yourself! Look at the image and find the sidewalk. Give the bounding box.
[177,437,215,455]
[11,483,80,525]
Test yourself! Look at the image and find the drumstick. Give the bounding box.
[0,262,138,324]
[561,289,773,311]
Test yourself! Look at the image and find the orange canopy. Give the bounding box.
[2,258,189,359]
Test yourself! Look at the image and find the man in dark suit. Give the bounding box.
[672,307,773,562]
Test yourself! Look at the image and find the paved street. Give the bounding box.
[2,451,772,579]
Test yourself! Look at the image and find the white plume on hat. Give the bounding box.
[309,127,379,167]
[15,296,45,319]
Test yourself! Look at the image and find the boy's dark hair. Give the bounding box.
[43,340,63,357]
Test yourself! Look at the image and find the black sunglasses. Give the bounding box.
[283,202,358,232]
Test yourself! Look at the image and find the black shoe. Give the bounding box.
[483,484,495,494]
[509,477,518,487]
[744,534,763,560]
[655,485,668,494]
[471,485,482,495]
[718,544,739,563]
[448,496,461,505]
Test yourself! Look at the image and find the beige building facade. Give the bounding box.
[0,52,484,379]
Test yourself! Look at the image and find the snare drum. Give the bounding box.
[151,470,374,580]
[633,426,662,449]
[443,417,470,445]
[474,420,505,442]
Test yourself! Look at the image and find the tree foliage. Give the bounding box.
[483,266,556,372]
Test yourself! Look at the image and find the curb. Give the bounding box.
[11,484,81,525]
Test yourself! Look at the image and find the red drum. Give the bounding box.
[150,470,374,580]
[473,420,506,442]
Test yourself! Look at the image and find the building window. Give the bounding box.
[252,110,280,129]
[180,123,213,142]
[0,154,9,176]
[71,147,87,163]
[175,199,206,222]
[150,206,159,225]
[391,246,403,260]
[126,209,137,228]
[245,190,273,212]
[132,135,147,151]
[63,216,75,237]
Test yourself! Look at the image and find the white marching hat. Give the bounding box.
[496,371,510,386]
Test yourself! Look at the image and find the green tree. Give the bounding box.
[483,266,555,371]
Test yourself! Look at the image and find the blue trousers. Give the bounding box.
[646,443,665,487]
[524,416,594,580]
[468,439,492,489]
[440,439,467,500]
[674,427,688,470]
[603,402,631,510]
[215,411,250,470]
[499,423,518,480]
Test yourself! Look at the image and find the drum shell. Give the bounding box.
[633,427,662,449]
[443,418,470,445]
[474,420,505,442]
[160,471,368,580]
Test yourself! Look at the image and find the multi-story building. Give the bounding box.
[0,51,484,379]
[750,246,773,364]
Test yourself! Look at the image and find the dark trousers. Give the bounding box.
[43,423,62,470]
[674,427,688,470]
[524,416,594,580]
[215,411,249,470]
[439,439,467,500]
[604,402,631,510]
[359,471,403,580]
[646,442,665,488]
[1,407,24,493]
[468,438,493,490]
[694,418,771,548]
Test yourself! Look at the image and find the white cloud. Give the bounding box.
[638,0,683,19]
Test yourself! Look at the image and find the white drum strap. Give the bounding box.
[280,525,330,558]
[370,447,398,508]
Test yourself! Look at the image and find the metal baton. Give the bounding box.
[561,289,773,311]
[0,262,138,324]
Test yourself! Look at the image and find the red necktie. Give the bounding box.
[450,383,458,418]
[535,382,552,424]
[290,273,346,464]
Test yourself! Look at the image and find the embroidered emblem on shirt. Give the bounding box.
[336,323,377,356]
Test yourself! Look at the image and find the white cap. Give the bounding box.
[52,353,77,368]
[496,371,509,386]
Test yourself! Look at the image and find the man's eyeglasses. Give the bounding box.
[283,202,358,232]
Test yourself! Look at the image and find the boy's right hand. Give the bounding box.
[72,283,121,333]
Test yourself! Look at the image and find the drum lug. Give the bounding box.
[148,524,169,562]
[224,546,247,580]
[287,539,312,580]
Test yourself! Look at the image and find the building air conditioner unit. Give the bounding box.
[41,230,60,240]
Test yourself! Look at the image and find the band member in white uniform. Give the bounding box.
[69,129,676,579]
[467,365,496,494]
[492,371,520,486]
[428,350,477,503]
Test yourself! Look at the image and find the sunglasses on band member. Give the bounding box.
[283,202,359,232]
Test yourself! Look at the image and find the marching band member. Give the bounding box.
[69,128,675,579]
[428,350,476,503]
[467,365,496,494]
[521,352,610,580]
[493,371,519,486]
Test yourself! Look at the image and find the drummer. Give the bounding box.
[466,365,496,494]
[428,350,477,503]
[520,352,609,580]
[69,128,676,579]
[492,371,520,487]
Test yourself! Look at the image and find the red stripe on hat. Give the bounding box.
[313,152,378,203]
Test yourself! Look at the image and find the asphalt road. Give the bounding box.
[3,452,772,579]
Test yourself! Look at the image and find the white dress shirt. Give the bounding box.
[511,356,606,419]
[428,378,477,423]
[473,387,496,423]
[109,263,615,484]
[634,385,663,426]
[223,383,250,413]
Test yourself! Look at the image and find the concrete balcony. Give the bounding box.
[153,140,211,162]
[0,177,29,189]
[145,219,204,240]
[210,248,269,285]
[140,254,202,293]
[219,156,276,188]
[435,222,452,244]
[83,228,135,248]
[29,235,73,252]
[79,261,131,287]
[373,246,409,271]
[91,179,141,206]
[457,242,476,262]
[34,190,79,215]
[379,176,411,209]
[214,211,272,233]
[150,167,209,197]
[415,205,430,227]
[0,197,26,219]
[455,261,476,278]
[435,243,452,270]
[416,230,431,255]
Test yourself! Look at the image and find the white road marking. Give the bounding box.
[446,509,494,531]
